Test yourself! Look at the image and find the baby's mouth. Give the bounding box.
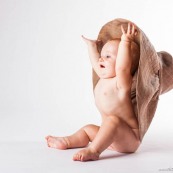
[100,64,105,68]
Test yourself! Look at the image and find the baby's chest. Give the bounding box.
[94,79,118,99]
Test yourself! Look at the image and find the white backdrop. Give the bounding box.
[0,0,173,142]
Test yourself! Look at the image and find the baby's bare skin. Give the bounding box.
[46,23,141,162]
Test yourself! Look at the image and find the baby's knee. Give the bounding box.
[82,124,99,132]
[107,116,121,127]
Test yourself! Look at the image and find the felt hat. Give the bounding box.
[92,18,173,141]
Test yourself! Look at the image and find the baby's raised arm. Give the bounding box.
[82,36,101,75]
[116,23,137,91]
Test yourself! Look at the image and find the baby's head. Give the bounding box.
[99,39,140,78]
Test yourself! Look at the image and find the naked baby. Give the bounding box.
[46,23,141,161]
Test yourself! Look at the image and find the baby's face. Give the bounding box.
[99,40,120,79]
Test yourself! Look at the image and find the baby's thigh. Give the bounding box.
[110,119,140,153]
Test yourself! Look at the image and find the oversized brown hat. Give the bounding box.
[92,18,173,141]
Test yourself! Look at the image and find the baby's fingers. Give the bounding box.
[127,23,132,34]
[128,23,136,35]
[121,25,126,34]
[122,23,133,34]
[81,35,89,41]
[130,23,138,36]
[132,24,135,34]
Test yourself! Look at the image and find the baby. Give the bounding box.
[46,23,141,161]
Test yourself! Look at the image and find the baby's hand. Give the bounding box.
[82,35,102,47]
[121,23,137,42]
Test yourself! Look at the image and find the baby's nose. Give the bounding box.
[99,57,104,62]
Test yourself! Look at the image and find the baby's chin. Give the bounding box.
[99,73,116,79]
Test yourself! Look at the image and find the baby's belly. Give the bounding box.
[94,91,135,118]
[95,95,138,129]
[95,94,120,116]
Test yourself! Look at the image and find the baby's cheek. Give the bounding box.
[111,61,116,70]
[109,64,116,75]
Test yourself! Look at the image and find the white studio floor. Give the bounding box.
[0,133,173,173]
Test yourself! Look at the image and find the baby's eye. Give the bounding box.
[106,55,111,58]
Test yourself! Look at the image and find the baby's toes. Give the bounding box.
[73,154,78,161]
[45,136,53,147]
[73,153,81,161]
[45,135,52,140]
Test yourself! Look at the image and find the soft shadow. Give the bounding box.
[99,152,133,160]
[138,138,173,153]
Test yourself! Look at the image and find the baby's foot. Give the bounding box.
[73,147,100,162]
[45,136,69,150]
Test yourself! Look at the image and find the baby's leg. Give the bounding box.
[45,124,99,150]
[73,116,140,162]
